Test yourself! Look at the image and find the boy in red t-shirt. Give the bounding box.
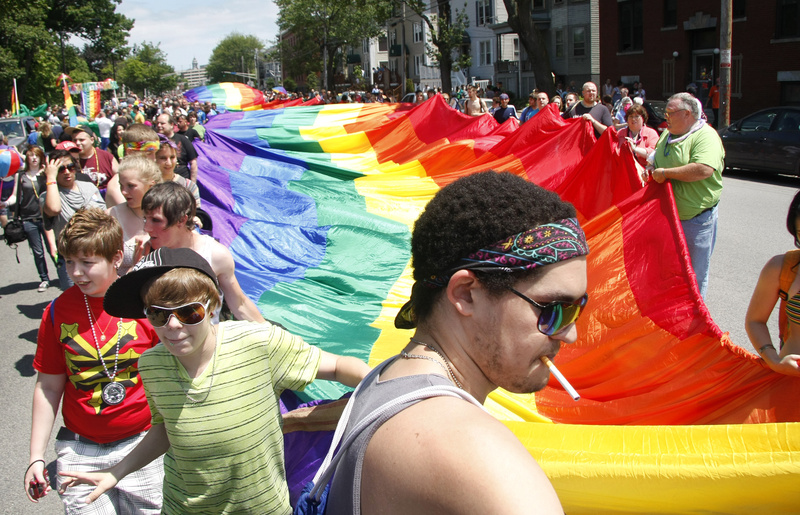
[25,207,163,513]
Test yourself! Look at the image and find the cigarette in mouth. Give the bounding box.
[540,356,580,401]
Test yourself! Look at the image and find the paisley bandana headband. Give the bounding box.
[395,217,589,329]
[124,141,160,153]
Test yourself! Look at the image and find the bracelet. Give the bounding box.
[659,168,667,180]
[758,344,774,354]
[25,459,45,477]
[46,181,56,185]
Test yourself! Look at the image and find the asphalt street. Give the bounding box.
[0,170,797,513]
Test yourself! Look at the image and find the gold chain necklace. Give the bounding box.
[402,337,464,390]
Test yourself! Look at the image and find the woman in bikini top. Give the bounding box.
[745,190,800,376]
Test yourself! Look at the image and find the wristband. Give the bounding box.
[25,459,45,477]
[758,344,774,354]
[46,181,56,185]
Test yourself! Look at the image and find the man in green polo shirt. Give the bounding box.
[651,92,724,299]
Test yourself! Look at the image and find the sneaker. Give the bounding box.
[37,281,49,292]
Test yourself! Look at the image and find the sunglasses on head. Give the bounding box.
[144,301,210,328]
[57,163,78,173]
[507,287,589,336]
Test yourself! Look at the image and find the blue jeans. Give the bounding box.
[56,254,73,291]
[23,219,51,283]
[681,204,718,299]
[100,137,110,150]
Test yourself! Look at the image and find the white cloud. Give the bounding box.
[117,0,280,71]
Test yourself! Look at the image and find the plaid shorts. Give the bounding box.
[55,430,163,514]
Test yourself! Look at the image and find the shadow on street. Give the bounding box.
[0,281,39,295]
[19,328,38,344]
[18,301,51,321]
[16,354,36,377]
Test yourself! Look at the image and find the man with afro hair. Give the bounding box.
[326,170,589,514]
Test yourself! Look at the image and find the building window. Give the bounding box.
[777,0,800,38]
[555,29,564,58]
[731,54,743,98]
[479,40,492,66]
[533,0,546,8]
[513,38,520,60]
[378,36,388,52]
[663,0,677,27]
[476,0,494,25]
[414,54,421,75]
[619,0,644,51]
[733,0,746,18]
[390,30,397,46]
[413,22,423,43]
[572,27,586,57]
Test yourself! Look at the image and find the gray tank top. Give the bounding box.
[326,357,453,515]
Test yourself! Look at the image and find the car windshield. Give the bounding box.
[0,119,25,138]
[648,102,667,119]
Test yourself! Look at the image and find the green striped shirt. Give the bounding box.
[140,321,321,514]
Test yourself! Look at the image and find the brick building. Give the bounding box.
[599,1,800,120]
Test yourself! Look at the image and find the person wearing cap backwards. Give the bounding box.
[65,125,124,207]
[59,247,371,514]
[492,93,518,124]
[325,171,589,514]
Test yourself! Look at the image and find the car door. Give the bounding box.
[721,109,779,170]
[766,109,800,174]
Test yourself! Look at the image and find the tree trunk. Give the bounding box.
[503,0,555,97]
[439,49,453,94]
[437,1,453,94]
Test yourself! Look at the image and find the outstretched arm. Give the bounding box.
[316,350,370,388]
[58,422,170,504]
[212,242,267,323]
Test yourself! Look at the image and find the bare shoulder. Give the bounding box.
[203,236,235,272]
[760,254,786,280]
[361,397,563,514]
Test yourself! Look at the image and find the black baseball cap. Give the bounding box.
[104,247,219,319]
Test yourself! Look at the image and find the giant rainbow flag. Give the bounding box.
[183,82,323,112]
[194,97,800,513]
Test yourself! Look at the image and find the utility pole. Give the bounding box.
[719,0,733,127]
[255,49,259,89]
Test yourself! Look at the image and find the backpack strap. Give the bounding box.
[777,250,800,343]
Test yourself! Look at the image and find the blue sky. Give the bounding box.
[115,0,280,72]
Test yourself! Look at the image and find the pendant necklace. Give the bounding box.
[84,294,126,405]
[402,337,464,390]
[86,300,116,341]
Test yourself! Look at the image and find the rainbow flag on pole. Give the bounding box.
[10,79,20,116]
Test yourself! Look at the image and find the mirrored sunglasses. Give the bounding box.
[507,287,589,336]
[57,163,78,173]
[144,301,210,328]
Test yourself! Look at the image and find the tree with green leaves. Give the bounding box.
[206,33,265,84]
[0,0,132,108]
[118,42,177,97]
[276,0,393,91]
[405,0,471,95]
[503,0,554,96]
